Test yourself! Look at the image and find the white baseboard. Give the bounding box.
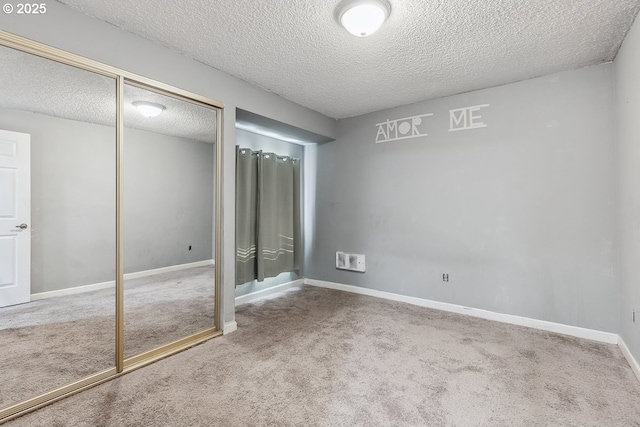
[31,280,114,301]
[223,321,237,334]
[125,259,214,280]
[304,279,619,345]
[235,279,305,306]
[31,259,214,301]
[618,336,640,383]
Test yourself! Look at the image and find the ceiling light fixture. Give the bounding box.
[337,0,391,37]
[133,101,166,118]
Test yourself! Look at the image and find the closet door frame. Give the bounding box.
[0,30,224,422]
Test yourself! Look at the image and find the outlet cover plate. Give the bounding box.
[336,251,366,272]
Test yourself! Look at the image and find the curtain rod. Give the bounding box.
[238,148,299,162]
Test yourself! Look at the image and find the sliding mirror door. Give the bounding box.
[0,45,116,409]
[122,83,217,360]
[0,30,223,421]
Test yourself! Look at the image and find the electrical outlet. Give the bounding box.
[443,274,449,282]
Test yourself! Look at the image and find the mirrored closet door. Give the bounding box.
[0,30,223,422]
[0,44,117,410]
[122,83,217,360]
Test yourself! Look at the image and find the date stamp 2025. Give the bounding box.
[3,3,47,14]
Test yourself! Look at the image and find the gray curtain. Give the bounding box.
[235,147,300,286]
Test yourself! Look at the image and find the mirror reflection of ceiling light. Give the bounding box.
[338,0,391,37]
[133,101,166,118]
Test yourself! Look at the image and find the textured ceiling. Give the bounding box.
[124,85,216,144]
[57,0,640,119]
[0,45,217,143]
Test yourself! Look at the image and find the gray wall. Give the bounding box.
[1,1,337,323]
[308,63,619,333]
[234,128,304,298]
[615,15,640,361]
[123,127,214,274]
[0,108,213,294]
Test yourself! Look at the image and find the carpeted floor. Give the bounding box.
[6,285,640,426]
[0,266,215,409]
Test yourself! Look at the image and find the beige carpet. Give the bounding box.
[0,266,215,408]
[6,285,640,426]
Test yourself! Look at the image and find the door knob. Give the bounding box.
[15,223,28,229]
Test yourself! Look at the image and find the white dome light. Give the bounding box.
[133,101,166,118]
[338,0,390,37]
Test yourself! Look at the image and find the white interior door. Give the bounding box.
[0,129,30,307]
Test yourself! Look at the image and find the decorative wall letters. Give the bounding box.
[375,104,490,143]
[449,104,490,132]
[375,113,434,143]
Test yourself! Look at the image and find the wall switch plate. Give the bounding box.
[633,310,636,323]
[443,274,449,282]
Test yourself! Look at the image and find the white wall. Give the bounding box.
[615,15,640,362]
[309,63,619,333]
[0,2,337,323]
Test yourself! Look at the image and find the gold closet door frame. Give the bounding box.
[0,30,224,422]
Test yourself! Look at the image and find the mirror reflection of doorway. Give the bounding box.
[0,129,30,308]
[0,42,118,408]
